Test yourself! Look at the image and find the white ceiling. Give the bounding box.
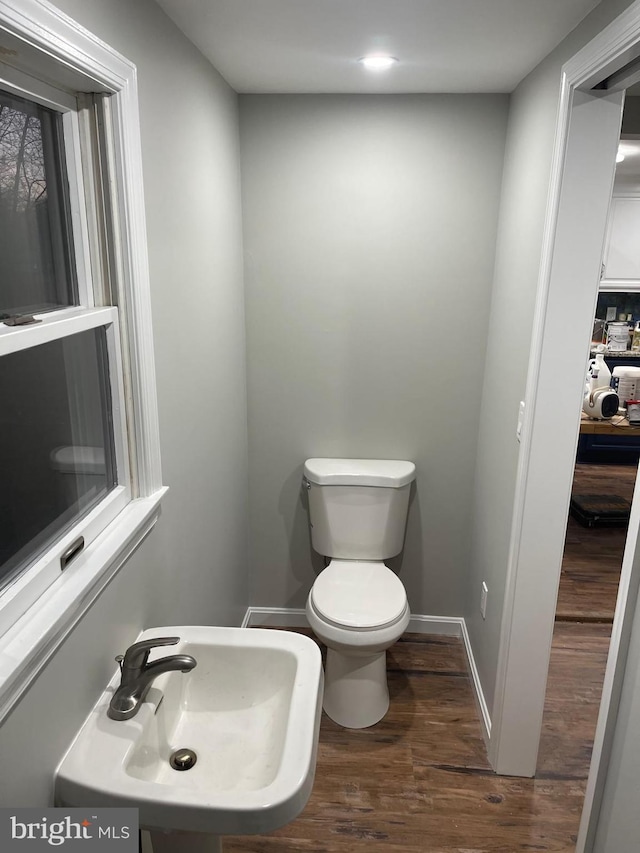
[155,0,602,94]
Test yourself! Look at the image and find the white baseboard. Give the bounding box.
[243,607,463,635]
[407,613,463,636]
[242,606,307,628]
[241,606,492,744]
[460,619,492,744]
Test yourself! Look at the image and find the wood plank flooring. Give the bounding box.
[556,463,636,622]
[225,625,610,853]
[538,622,610,781]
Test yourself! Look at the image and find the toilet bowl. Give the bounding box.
[306,559,410,728]
[303,458,415,729]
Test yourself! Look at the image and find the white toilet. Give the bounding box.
[303,457,415,729]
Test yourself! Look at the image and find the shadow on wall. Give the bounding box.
[388,482,422,611]
[281,465,325,605]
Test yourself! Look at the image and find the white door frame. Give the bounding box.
[489,0,640,791]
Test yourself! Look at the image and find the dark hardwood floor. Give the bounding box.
[225,626,608,853]
[226,464,632,853]
[557,463,635,622]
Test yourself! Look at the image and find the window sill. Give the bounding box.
[0,488,167,724]
[600,279,640,291]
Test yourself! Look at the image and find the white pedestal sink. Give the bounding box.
[55,626,323,851]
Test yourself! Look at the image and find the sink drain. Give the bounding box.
[169,748,197,771]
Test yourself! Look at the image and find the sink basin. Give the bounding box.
[55,626,323,836]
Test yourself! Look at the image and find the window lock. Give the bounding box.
[60,537,85,571]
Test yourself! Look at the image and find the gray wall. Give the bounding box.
[465,0,638,716]
[240,94,508,614]
[0,0,248,806]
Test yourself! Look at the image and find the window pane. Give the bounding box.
[0,328,116,589]
[0,89,77,317]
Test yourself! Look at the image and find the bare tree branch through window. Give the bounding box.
[0,90,76,316]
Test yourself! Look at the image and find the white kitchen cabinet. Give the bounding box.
[602,196,640,285]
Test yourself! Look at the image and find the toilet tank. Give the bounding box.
[303,458,416,560]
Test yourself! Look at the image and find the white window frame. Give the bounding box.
[0,308,131,634]
[0,0,165,722]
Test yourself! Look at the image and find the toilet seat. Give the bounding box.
[310,560,407,630]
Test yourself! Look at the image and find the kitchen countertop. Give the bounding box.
[590,346,640,358]
[580,412,640,434]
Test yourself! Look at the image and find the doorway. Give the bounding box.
[489,7,640,851]
[541,107,640,792]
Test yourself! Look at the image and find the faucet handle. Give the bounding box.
[121,636,181,672]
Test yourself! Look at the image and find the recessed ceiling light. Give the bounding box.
[358,55,398,71]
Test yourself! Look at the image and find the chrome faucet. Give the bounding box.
[107,636,197,721]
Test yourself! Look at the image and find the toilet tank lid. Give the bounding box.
[304,458,415,488]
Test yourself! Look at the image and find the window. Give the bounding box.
[0,75,132,636]
[0,0,164,715]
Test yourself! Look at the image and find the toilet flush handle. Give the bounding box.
[302,477,311,491]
